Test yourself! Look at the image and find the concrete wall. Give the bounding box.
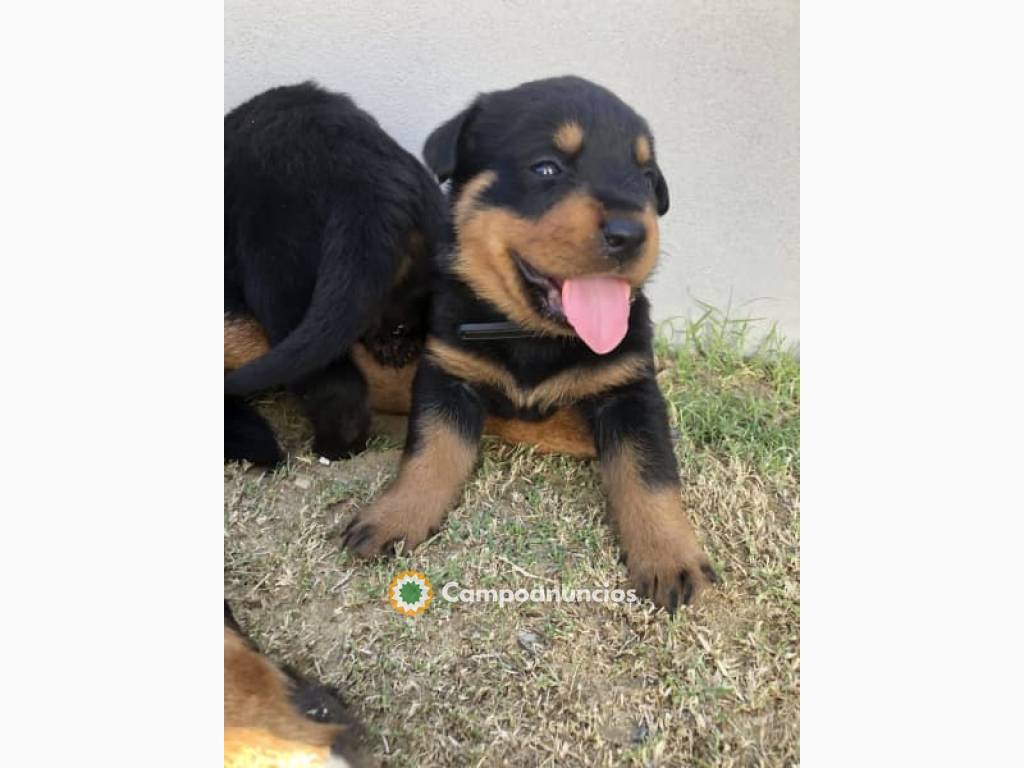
[226,0,799,343]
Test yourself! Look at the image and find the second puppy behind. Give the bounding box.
[224,82,445,464]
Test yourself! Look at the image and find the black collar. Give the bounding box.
[456,321,536,341]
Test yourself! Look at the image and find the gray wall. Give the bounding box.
[226,0,799,343]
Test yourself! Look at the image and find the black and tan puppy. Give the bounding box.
[224,82,445,464]
[224,605,370,767]
[342,76,718,611]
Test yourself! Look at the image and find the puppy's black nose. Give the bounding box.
[602,218,646,260]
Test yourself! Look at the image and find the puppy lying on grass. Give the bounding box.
[341,77,717,612]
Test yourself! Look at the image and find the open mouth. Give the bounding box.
[511,251,638,354]
[512,251,567,323]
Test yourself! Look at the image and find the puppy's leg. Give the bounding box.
[342,361,483,557]
[291,355,371,460]
[225,396,283,465]
[585,376,717,612]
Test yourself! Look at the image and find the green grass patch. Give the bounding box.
[657,305,800,478]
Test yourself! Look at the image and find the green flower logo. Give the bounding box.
[388,570,433,616]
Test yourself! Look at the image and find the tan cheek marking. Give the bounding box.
[553,120,584,155]
[634,135,652,165]
[453,172,575,336]
[509,193,606,278]
[224,315,270,370]
[453,171,498,227]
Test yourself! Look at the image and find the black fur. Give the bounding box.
[224,396,283,466]
[224,82,445,462]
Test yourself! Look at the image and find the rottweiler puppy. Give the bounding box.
[224,605,369,767]
[224,82,445,464]
[342,76,718,611]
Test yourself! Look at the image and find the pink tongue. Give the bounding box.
[561,276,631,354]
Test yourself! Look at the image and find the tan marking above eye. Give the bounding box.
[634,135,652,165]
[553,121,584,155]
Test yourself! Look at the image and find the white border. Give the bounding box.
[2,2,1023,765]
[2,3,222,764]
[803,2,1023,764]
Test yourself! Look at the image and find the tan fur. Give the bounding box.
[350,343,416,414]
[224,627,342,748]
[224,727,334,767]
[553,120,584,155]
[602,443,714,606]
[426,337,649,411]
[634,135,652,165]
[484,408,595,458]
[345,413,479,555]
[453,172,660,336]
[225,315,271,371]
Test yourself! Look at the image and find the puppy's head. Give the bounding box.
[424,76,669,354]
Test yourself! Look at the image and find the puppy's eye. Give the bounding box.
[531,161,562,178]
[643,169,657,190]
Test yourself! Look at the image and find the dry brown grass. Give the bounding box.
[225,326,799,767]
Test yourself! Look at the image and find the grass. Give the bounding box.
[225,310,800,767]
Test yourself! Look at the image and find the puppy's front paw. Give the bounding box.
[339,498,441,559]
[624,541,718,613]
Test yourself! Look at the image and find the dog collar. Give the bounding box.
[456,321,536,341]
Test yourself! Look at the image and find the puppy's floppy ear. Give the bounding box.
[652,164,670,216]
[423,99,481,183]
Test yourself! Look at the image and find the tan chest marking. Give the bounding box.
[426,337,649,411]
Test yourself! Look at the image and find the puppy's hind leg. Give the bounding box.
[225,396,283,466]
[291,354,371,460]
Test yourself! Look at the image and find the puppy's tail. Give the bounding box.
[224,214,398,396]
